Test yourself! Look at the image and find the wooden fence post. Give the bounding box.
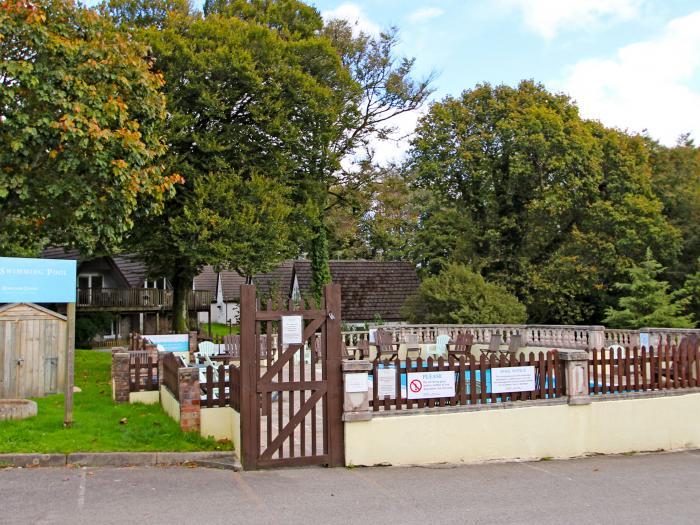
[239,284,258,470]
[324,283,345,467]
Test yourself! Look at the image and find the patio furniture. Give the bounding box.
[447,332,474,359]
[356,339,370,360]
[433,334,451,360]
[373,329,401,361]
[223,334,240,358]
[402,333,422,360]
[197,340,218,357]
[499,333,522,358]
[481,333,503,357]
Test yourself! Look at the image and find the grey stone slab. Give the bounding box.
[66,452,156,467]
[0,454,66,468]
[155,451,236,465]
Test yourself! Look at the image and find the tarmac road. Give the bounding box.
[1,450,699,525]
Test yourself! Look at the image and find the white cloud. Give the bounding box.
[558,11,700,146]
[408,7,445,23]
[501,0,643,39]
[321,3,380,36]
[371,109,424,167]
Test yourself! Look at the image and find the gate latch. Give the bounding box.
[16,357,24,366]
[327,312,335,321]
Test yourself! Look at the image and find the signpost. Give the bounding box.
[0,257,77,427]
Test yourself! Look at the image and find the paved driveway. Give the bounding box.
[2,451,699,524]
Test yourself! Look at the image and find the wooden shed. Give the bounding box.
[0,303,67,398]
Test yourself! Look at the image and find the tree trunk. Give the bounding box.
[310,223,331,305]
[172,274,192,333]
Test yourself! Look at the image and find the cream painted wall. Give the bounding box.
[160,385,180,423]
[345,394,700,467]
[200,407,242,453]
[129,391,159,405]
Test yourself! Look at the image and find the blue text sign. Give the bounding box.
[0,257,77,303]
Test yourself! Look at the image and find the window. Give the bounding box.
[78,274,103,289]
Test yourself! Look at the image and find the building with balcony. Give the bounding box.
[42,248,212,343]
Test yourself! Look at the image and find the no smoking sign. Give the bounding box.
[409,379,423,393]
[406,371,455,400]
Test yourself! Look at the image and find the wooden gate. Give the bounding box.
[238,283,344,469]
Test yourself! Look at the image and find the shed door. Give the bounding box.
[0,321,20,398]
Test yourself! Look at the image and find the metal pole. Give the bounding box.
[64,302,76,428]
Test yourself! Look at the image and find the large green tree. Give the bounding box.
[604,250,693,329]
[402,263,527,324]
[649,135,700,287]
[106,1,351,329]
[408,81,680,324]
[0,0,177,255]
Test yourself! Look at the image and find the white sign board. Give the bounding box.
[406,371,455,399]
[345,372,369,393]
[377,368,396,399]
[146,333,189,352]
[491,366,536,394]
[281,315,303,345]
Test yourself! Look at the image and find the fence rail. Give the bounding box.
[589,344,700,395]
[369,350,563,412]
[162,353,181,400]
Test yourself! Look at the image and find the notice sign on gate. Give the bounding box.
[281,315,303,345]
[406,371,455,399]
[491,366,536,394]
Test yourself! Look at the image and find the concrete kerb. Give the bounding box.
[0,451,240,470]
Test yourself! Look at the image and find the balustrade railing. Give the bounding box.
[77,288,212,310]
[342,324,700,351]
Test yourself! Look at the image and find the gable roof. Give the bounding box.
[253,261,295,300]
[0,302,67,321]
[292,260,420,322]
[221,271,248,302]
[41,248,149,287]
[194,265,218,297]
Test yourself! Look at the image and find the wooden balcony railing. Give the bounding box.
[77,288,212,311]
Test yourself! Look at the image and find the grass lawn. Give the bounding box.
[205,323,239,337]
[0,350,233,454]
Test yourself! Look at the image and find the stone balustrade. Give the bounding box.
[342,324,700,351]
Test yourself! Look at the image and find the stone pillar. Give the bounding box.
[558,349,590,405]
[342,359,372,422]
[178,367,200,432]
[188,331,198,362]
[588,326,605,350]
[112,351,130,403]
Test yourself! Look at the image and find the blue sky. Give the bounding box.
[306,0,700,162]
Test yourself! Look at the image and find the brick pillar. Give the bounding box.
[178,367,200,432]
[188,331,198,362]
[558,349,591,405]
[342,359,372,421]
[112,351,130,403]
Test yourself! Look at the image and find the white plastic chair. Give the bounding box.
[434,334,450,359]
[198,340,218,357]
